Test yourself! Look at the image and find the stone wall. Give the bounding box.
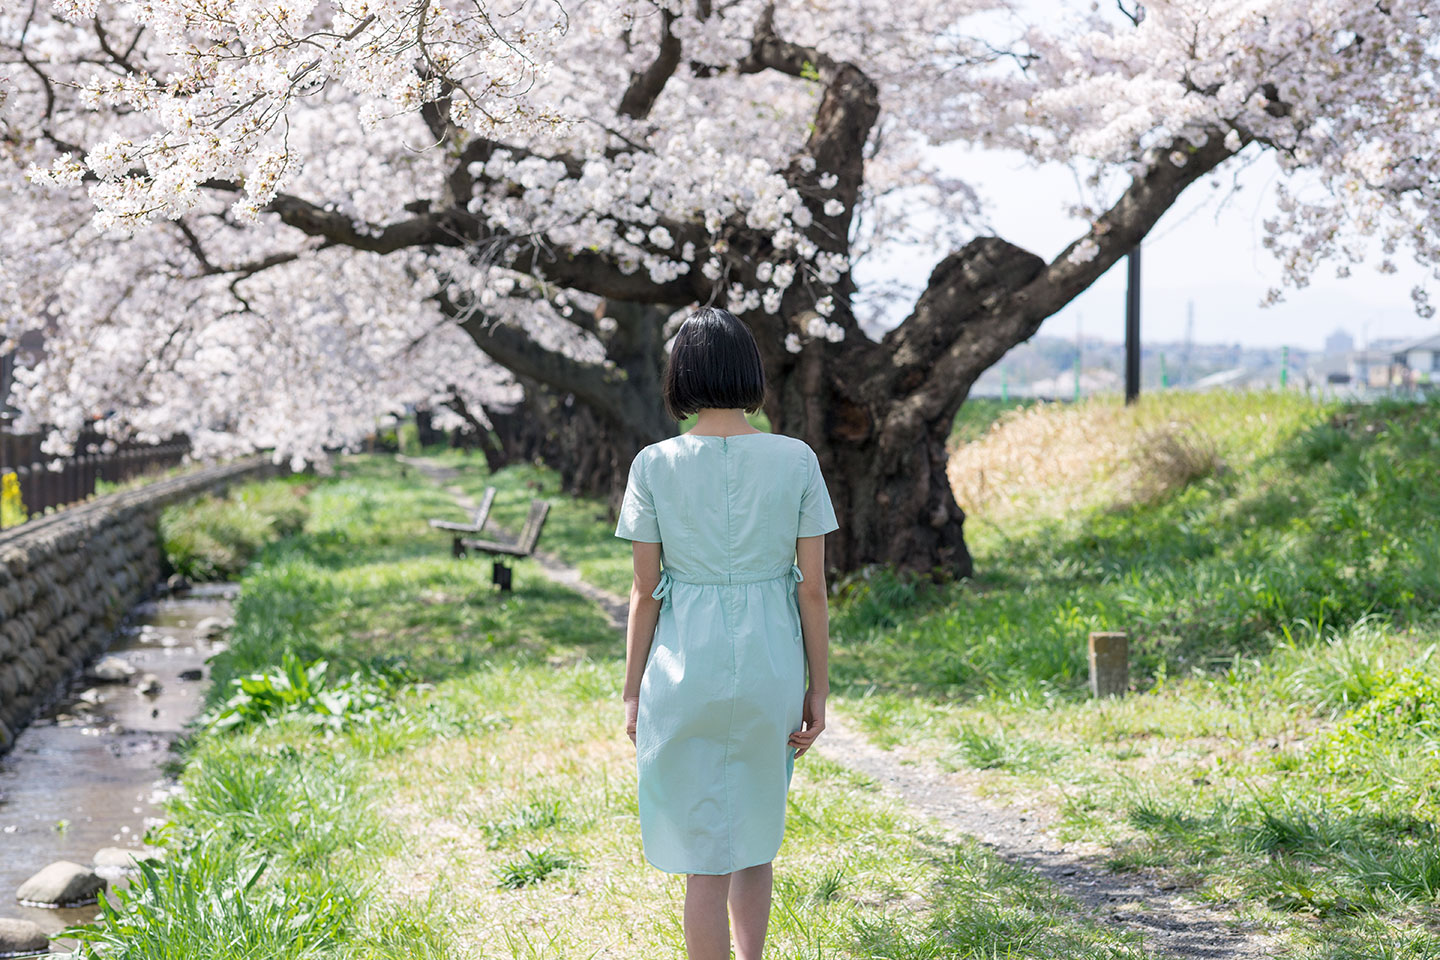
[0,458,273,751]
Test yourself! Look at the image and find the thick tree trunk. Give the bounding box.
[491,376,661,505]
[818,419,971,578]
[413,407,444,447]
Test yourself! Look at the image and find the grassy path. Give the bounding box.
[403,454,1278,960]
[816,717,1279,959]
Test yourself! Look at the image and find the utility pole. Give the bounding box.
[1125,245,1142,404]
[1074,313,1083,402]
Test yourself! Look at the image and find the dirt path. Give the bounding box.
[402,455,1284,959]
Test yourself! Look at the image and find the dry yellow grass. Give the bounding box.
[947,396,1225,526]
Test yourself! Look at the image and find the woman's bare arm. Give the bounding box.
[622,540,663,743]
[789,534,829,756]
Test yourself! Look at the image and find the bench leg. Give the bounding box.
[452,536,466,559]
[492,561,513,591]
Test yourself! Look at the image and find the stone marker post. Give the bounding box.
[1088,631,1129,698]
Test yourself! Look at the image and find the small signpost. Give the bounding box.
[1088,631,1129,698]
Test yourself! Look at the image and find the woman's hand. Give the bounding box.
[624,695,639,745]
[788,687,827,758]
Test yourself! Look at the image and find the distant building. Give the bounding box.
[1391,333,1440,385]
[1027,367,1122,398]
[1324,328,1355,356]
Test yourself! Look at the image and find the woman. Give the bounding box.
[614,306,839,960]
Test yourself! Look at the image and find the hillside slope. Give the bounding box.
[846,391,1440,692]
[836,391,1440,958]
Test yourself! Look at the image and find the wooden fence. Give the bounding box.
[1,441,190,530]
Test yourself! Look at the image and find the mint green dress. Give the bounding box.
[615,432,840,875]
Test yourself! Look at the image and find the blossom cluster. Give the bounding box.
[4,0,1438,466]
[941,0,1440,301]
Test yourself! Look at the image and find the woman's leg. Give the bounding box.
[684,872,731,960]
[728,861,773,960]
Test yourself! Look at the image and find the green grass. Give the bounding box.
[834,394,1440,698]
[70,393,1440,958]
[461,390,1440,958]
[66,451,1146,959]
[833,393,1440,959]
[494,848,574,889]
[160,476,311,581]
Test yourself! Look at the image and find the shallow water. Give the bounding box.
[0,583,236,942]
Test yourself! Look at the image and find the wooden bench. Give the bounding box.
[428,486,497,557]
[456,498,551,591]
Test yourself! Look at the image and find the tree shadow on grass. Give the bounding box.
[843,830,1146,960]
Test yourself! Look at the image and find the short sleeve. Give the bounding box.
[798,447,839,538]
[614,450,662,542]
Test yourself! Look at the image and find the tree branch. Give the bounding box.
[743,4,875,259]
[437,291,636,424]
[199,177,703,303]
[883,134,1239,448]
[92,15,148,78]
[617,9,682,120]
[739,3,879,225]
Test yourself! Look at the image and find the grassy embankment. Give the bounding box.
[61,455,1146,959]
[431,391,1440,958]
[862,392,1440,958]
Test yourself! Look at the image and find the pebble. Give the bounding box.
[85,657,136,684]
[0,918,48,958]
[194,616,231,640]
[15,860,107,908]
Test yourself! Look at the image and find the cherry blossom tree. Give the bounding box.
[3,0,1437,575]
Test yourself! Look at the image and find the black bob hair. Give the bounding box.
[662,306,766,422]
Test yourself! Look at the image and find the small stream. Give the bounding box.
[0,583,236,944]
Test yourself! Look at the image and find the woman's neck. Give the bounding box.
[689,409,760,436]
